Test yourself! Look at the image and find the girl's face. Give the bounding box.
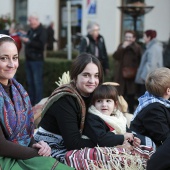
[94,98,116,116]
[0,42,19,85]
[76,63,99,96]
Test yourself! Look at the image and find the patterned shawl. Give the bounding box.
[132,91,170,120]
[0,78,34,146]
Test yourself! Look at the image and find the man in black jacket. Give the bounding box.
[79,22,109,76]
[147,135,170,170]
[46,22,57,51]
[21,13,47,106]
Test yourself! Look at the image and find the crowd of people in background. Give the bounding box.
[1,14,170,169]
[0,14,57,106]
[0,17,168,111]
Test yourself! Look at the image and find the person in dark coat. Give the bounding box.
[113,30,142,113]
[79,22,109,76]
[34,53,104,162]
[163,36,170,69]
[46,22,57,51]
[147,135,170,170]
[20,13,47,106]
[130,67,170,149]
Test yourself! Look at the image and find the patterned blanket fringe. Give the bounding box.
[65,145,154,170]
[88,147,145,170]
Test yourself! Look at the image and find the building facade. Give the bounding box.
[0,0,170,54]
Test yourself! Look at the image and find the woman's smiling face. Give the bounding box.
[0,41,18,85]
[76,62,99,96]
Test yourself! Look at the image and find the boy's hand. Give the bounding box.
[132,137,141,147]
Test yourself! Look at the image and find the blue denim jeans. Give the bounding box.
[25,61,43,106]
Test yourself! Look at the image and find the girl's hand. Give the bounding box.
[32,140,51,157]
[133,137,141,147]
[124,132,134,142]
[122,140,133,151]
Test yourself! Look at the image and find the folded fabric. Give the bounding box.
[0,156,74,170]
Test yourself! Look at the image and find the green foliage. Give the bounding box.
[16,58,72,97]
[43,58,72,96]
[0,15,11,30]
[46,50,79,59]
[108,55,116,81]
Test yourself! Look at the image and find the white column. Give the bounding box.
[67,0,72,60]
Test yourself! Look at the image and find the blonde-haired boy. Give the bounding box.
[130,67,170,148]
[145,67,170,97]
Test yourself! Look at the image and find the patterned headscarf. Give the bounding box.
[0,79,34,146]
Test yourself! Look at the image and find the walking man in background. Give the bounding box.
[21,13,47,106]
[46,21,57,51]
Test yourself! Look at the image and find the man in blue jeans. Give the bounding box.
[21,13,47,106]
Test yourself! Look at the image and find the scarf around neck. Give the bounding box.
[0,78,34,146]
[88,105,127,134]
[133,91,170,120]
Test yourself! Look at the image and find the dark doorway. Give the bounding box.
[58,0,82,50]
[14,0,28,26]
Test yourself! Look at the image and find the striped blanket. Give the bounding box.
[65,145,154,170]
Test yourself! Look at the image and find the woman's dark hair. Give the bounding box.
[70,53,103,84]
[91,85,119,105]
[144,30,157,40]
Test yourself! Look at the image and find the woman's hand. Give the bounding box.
[32,140,51,157]
[132,137,141,147]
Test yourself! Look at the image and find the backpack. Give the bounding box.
[84,36,103,47]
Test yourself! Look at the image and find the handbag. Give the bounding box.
[122,67,137,79]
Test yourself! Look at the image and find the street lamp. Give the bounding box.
[118,2,154,35]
